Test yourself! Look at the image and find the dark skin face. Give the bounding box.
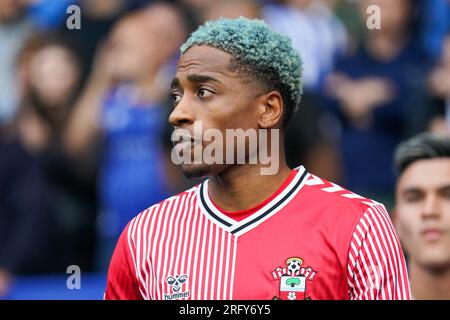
[169,45,291,211]
[169,45,285,178]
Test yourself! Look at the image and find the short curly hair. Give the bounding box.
[180,17,303,125]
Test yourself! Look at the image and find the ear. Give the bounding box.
[258,91,284,129]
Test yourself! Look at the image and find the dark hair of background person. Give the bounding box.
[394,133,450,175]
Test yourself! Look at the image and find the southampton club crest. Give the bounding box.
[271,257,318,300]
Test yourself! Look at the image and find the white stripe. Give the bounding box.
[210,223,220,300]
[151,200,168,299]
[127,214,147,299]
[363,211,393,299]
[203,218,214,299]
[196,213,210,299]
[133,210,149,299]
[216,227,225,300]
[190,208,205,299]
[356,224,375,299]
[139,208,153,299]
[222,232,232,299]
[321,182,344,193]
[145,206,159,300]
[169,192,189,279]
[229,236,238,300]
[304,174,323,186]
[372,204,409,299]
[183,201,200,300]
[361,216,387,299]
[161,196,180,297]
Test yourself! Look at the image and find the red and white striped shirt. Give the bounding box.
[105,166,411,300]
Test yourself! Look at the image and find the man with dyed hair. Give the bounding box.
[105,17,410,300]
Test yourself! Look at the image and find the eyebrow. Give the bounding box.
[401,184,450,195]
[170,74,221,89]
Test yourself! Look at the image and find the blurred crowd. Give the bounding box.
[1,0,450,298]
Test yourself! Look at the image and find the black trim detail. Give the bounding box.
[230,170,308,234]
[199,182,233,227]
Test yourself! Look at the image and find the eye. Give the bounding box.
[170,91,182,105]
[198,88,214,98]
[404,192,423,203]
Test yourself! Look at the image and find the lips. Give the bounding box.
[172,135,201,147]
[421,228,444,242]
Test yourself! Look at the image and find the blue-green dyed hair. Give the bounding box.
[180,17,303,125]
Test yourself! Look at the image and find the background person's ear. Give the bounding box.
[258,91,284,129]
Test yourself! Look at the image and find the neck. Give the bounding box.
[208,145,292,212]
[409,260,450,300]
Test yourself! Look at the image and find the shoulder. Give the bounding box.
[127,185,199,232]
[301,173,385,222]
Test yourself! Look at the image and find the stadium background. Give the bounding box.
[0,0,448,299]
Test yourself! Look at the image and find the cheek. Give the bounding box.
[396,208,421,244]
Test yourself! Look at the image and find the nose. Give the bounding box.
[421,193,441,220]
[169,95,195,127]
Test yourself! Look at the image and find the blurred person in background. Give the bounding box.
[14,34,97,272]
[200,0,260,22]
[394,133,450,299]
[0,0,32,125]
[58,0,131,84]
[0,125,51,298]
[0,33,93,298]
[64,2,188,270]
[428,34,450,136]
[324,0,432,206]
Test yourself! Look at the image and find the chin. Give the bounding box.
[180,164,212,179]
[419,253,450,273]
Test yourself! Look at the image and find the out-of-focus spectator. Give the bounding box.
[0,33,94,297]
[15,33,97,271]
[0,125,53,298]
[394,133,450,299]
[64,3,188,270]
[324,0,432,205]
[203,0,260,21]
[59,0,131,86]
[428,34,450,136]
[262,0,348,92]
[0,0,32,124]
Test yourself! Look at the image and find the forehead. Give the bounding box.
[397,158,450,190]
[176,45,234,78]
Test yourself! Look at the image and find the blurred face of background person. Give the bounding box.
[16,37,81,152]
[28,45,80,109]
[394,134,450,299]
[360,0,411,36]
[79,0,126,19]
[106,4,186,84]
[203,0,260,21]
[0,0,26,23]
